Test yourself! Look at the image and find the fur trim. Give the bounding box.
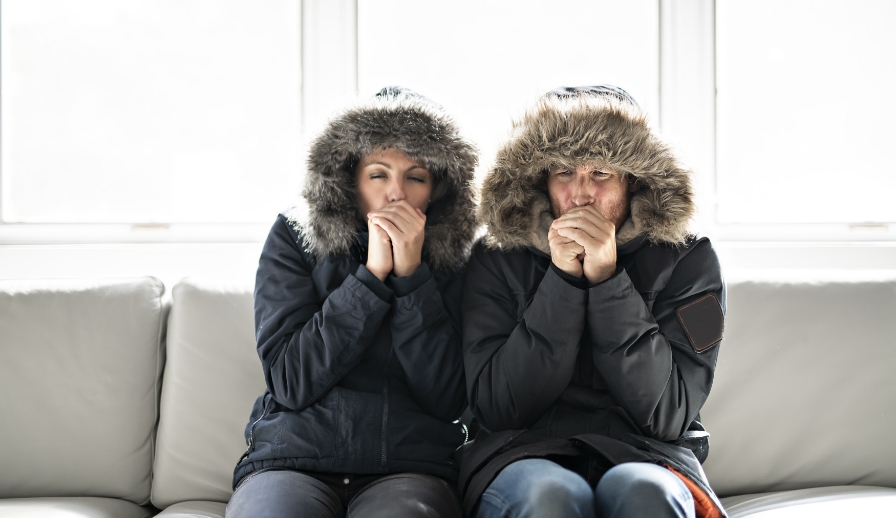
[480,93,694,253]
[289,91,479,272]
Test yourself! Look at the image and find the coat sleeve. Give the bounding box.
[462,246,588,431]
[586,238,725,441]
[387,262,467,422]
[254,215,392,411]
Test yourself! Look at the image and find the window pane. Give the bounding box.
[716,0,896,224]
[358,0,659,175]
[1,0,301,223]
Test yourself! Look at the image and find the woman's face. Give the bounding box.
[354,147,433,216]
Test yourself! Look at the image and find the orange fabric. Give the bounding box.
[664,466,724,518]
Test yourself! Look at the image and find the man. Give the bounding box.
[459,86,726,518]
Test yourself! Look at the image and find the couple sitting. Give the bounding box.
[226,85,726,518]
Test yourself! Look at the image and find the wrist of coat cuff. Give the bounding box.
[354,265,394,302]
[388,262,432,297]
[550,263,589,290]
[588,266,627,291]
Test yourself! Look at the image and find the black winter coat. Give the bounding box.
[458,235,726,514]
[463,87,728,517]
[233,215,468,487]
[232,88,479,488]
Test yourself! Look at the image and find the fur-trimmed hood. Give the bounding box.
[479,86,695,253]
[288,87,479,272]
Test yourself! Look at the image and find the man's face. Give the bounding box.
[546,165,632,229]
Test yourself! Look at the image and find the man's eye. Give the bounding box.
[593,171,610,178]
[556,170,571,176]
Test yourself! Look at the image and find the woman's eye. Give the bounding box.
[368,173,386,180]
[408,176,426,183]
[556,170,571,176]
[592,171,610,178]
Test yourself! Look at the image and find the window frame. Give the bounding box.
[660,0,896,242]
[0,0,359,245]
[2,0,893,245]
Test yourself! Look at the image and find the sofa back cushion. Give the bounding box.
[702,271,896,497]
[0,278,166,504]
[151,278,265,508]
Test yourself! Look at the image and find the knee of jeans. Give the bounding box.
[525,470,593,513]
[597,463,692,503]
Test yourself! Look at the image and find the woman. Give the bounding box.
[227,87,478,518]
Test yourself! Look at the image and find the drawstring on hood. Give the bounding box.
[479,85,695,254]
[289,86,479,272]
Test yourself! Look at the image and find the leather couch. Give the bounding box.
[1,272,895,517]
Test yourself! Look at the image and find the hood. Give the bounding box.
[479,86,695,254]
[289,87,479,272]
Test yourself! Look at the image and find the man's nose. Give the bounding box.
[571,176,594,206]
[387,177,405,202]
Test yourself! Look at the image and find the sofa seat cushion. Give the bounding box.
[722,485,896,517]
[0,497,155,518]
[154,501,225,518]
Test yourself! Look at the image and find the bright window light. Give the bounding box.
[358,0,660,176]
[716,0,896,225]
[1,0,302,224]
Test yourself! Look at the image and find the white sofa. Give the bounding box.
[1,272,895,517]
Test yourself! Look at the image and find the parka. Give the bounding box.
[458,87,727,517]
[233,88,479,487]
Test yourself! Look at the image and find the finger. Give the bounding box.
[555,207,611,229]
[548,228,576,246]
[383,200,425,225]
[369,220,391,241]
[562,205,614,228]
[557,227,599,249]
[552,214,613,240]
[371,203,424,231]
[555,242,585,258]
[369,210,413,234]
[370,216,401,242]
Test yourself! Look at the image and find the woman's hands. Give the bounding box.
[366,200,426,280]
[549,205,617,284]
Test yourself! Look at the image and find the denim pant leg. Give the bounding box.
[476,458,595,518]
[225,469,343,518]
[594,463,695,518]
[347,472,462,518]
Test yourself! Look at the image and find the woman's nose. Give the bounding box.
[387,178,405,202]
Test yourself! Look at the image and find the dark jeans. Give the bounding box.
[476,459,695,518]
[225,468,463,518]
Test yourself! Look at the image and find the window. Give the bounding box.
[3,0,893,245]
[358,0,660,171]
[716,0,896,226]
[662,0,896,241]
[1,0,302,235]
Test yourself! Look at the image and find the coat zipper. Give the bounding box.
[241,396,271,461]
[381,381,389,467]
[381,348,393,468]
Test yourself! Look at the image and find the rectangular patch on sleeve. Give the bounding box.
[676,294,724,353]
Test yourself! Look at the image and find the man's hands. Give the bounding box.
[549,205,617,284]
[366,200,426,280]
